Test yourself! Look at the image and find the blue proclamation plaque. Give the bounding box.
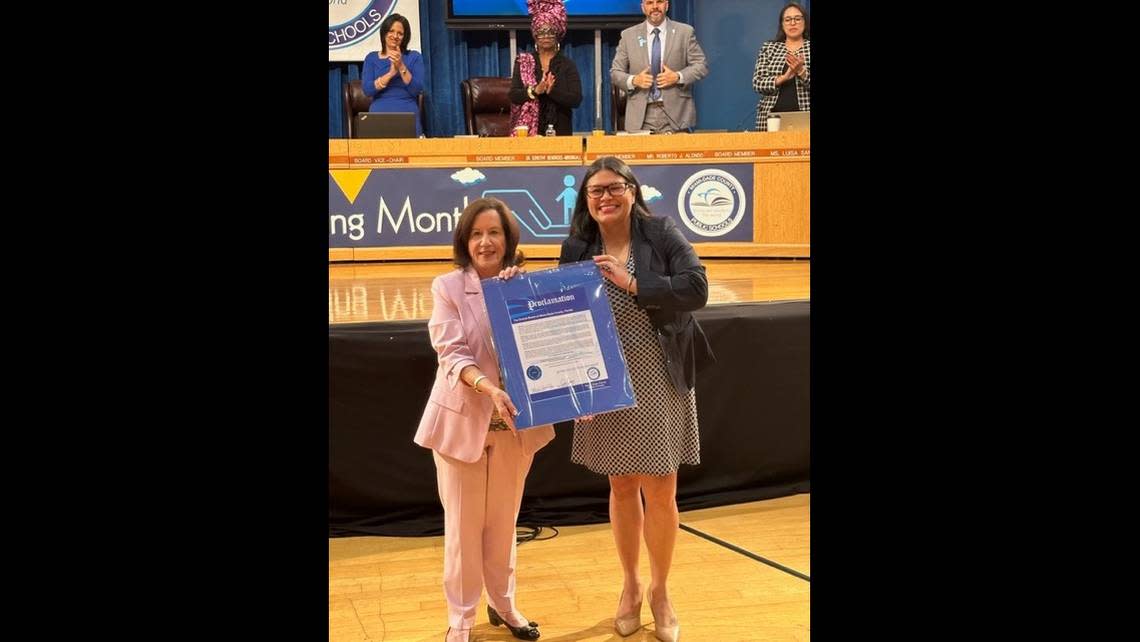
[481,260,637,429]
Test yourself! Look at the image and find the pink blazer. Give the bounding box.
[414,268,556,463]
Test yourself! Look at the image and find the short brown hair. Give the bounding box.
[453,197,526,270]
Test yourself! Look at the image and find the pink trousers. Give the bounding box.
[432,431,535,630]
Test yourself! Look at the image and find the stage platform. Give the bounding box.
[329,258,810,537]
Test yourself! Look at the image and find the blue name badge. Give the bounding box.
[481,260,637,429]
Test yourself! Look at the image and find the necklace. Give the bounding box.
[602,240,631,267]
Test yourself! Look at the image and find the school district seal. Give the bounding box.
[676,169,746,237]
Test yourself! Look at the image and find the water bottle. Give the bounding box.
[545,124,556,137]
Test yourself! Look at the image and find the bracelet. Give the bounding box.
[472,375,487,393]
[527,85,536,100]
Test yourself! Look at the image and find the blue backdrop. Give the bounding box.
[329,0,809,137]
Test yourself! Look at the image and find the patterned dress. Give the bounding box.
[570,253,700,476]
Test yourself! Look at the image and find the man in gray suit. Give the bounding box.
[611,0,709,133]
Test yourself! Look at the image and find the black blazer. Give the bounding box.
[509,52,583,135]
[559,215,715,396]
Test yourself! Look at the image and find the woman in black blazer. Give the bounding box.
[559,156,714,642]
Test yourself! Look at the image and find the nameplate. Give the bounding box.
[585,149,810,162]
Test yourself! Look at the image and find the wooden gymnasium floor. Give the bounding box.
[329,494,810,642]
[329,258,810,324]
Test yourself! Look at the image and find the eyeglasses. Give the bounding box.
[586,182,634,198]
[534,29,557,37]
[783,16,804,24]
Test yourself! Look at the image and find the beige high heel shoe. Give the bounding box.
[614,589,643,637]
[445,626,471,642]
[647,587,680,642]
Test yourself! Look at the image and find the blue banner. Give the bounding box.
[329,163,754,247]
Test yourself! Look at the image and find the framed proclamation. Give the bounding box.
[481,260,637,429]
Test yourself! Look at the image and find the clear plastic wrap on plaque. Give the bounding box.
[481,260,637,429]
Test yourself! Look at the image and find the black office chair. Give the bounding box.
[342,79,426,138]
[460,77,513,137]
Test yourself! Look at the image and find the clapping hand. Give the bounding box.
[535,71,556,94]
[785,51,805,77]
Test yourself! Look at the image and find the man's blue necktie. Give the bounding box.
[650,27,662,102]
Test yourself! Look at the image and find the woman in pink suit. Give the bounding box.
[414,197,556,642]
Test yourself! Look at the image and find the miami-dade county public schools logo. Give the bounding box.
[526,365,543,380]
[330,0,395,50]
[676,169,746,237]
